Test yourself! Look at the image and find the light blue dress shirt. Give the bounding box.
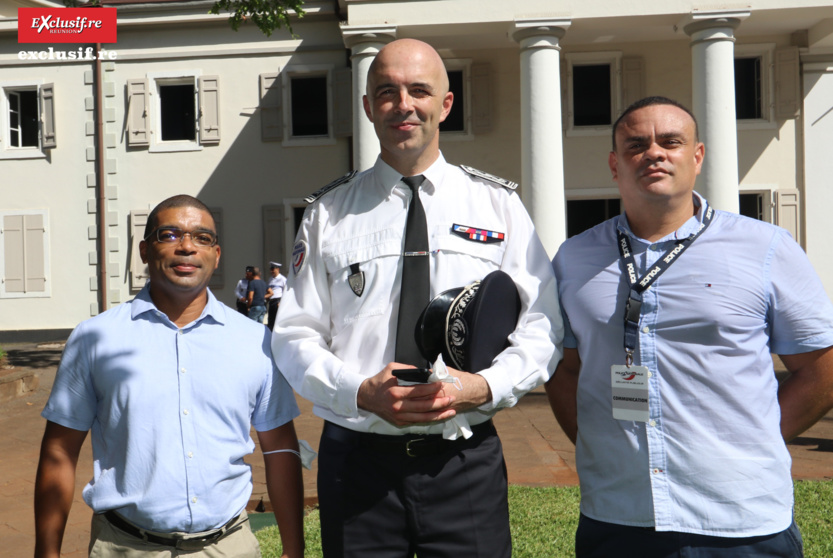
[553,193,833,537]
[43,286,300,533]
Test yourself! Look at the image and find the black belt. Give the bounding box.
[323,420,496,458]
[103,511,242,550]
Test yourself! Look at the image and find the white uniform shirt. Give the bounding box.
[273,154,562,434]
[268,274,287,299]
[234,279,248,300]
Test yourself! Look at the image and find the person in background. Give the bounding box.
[247,267,269,325]
[235,266,254,316]
[266,262,287,331]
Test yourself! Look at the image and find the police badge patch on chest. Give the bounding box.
[347,263,364,297]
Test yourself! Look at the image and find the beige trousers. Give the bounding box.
[88,510,261,558]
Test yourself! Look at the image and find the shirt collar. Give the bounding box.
[617,191,709,243]
[372,152,447,195]
[131,284,226,329]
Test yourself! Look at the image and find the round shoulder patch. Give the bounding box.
[292,240,308,276]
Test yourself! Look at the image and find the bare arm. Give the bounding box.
[257,423,304,558]
[34,421,88,558]
[545,348,581,445]
[778,346,833,442]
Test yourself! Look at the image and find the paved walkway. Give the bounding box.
[1,342,831,557]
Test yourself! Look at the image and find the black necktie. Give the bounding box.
[395,175,430,367]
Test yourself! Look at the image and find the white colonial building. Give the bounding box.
[1,0,833,339]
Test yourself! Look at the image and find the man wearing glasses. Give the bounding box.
[34,195,304,558]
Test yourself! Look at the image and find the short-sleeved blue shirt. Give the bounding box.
[553,193,833,537]
[43,286,300,533]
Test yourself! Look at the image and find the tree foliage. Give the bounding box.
[208,0,305,37]
[63,0,306,37]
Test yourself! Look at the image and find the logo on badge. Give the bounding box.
[292,240,307,276]
[347,263,364,297]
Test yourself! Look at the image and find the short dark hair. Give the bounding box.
[144,195,214,240]
[611,96,699,150]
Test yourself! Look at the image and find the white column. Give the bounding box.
[342,26,396,171]
[683,12,748,213]
[512,20,570,257]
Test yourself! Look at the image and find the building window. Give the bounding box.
[1,81,56,158]
[440,69,466,133]
[9,90,38,147]
[566,52,622,136]
[573,65,612,127]
[567,198,621,237]
[735,57,762,120]
[290,75,328,137]
[127,72,220,151]
[158,81,196,141]
[734,44,775,128]
[739,193,764,221]
[1,211,50,298]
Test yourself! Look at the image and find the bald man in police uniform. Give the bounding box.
[273,39,562,557]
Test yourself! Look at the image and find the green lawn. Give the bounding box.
[255,480,833,557]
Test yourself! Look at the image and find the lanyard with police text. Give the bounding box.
[616,204,714,366]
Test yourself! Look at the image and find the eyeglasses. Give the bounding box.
[145,226,218,247]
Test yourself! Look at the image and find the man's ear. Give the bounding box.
[608,151,619,182]
[363,95,373,122]
[213,245,221,271]
[438,91,454,123]
[139,240,148,264]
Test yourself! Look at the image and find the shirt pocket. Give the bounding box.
[322,228,402,329]
[433,229,506,271]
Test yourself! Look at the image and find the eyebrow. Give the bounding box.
[624,132,685,144]
[373,81,435,94]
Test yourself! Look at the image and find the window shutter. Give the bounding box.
[127,79,150,147]
[774,189,801,243]
[40,83,56,149]
[24,213,46,292]
[332,68,353,138]
[130,210,149,290]
[3,215,25,293]
[622,57,644,110]
[774,47,800,120]
[260,72,283,142]
[262,205,286,272]
[471,63,492,134]
[199,76,221,144]
[2,214,46,294]
[208,207,224,289]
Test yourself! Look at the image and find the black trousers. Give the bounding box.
[236,300,248,316]
[576,514,804,558]
[267,298,280,331]
[318,421,511,558]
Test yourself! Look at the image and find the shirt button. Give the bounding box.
[642,326,650,333]
[192,497,198,503]
[188,452,194,458]
[649,420,657,427]
[180,367,186,374]
[652,468,660,474]
[647,371,653,378]
[183,409,189,415]
[649,244,657,251]
[178,330,183,336]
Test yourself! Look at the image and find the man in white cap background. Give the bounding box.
[266,262,287,331]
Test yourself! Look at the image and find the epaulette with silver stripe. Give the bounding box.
[304,170,358,204]
[460,165,518,190]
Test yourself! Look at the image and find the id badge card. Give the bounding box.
[611,365,650,422]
